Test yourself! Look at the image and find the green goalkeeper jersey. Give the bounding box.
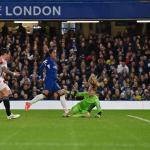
[75,92,101,113]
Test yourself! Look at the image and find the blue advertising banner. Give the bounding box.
[0,0,150,20]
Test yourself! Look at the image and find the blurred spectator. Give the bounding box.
[117,61,129,75]
[0,26,149,101]
[2,24,8,37]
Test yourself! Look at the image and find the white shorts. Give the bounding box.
[0,82,11,91]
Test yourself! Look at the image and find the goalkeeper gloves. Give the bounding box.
[66,91,77,97]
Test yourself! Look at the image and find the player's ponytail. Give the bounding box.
[88,74,100,90]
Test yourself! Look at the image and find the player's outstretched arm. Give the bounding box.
[2,66,20,77]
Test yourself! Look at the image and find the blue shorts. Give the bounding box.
[44,80,61,93]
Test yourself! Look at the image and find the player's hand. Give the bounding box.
[66,90,70,94]
[70,90,77,97]
[14,72,20,77]
[61,89,68,94]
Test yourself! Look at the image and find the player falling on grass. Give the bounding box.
[65,74,102,118]
[25,48,68,114]
[0,48,20,119]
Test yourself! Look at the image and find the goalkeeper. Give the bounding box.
[66,74,102,118]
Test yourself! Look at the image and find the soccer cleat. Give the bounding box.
[63,109,70,117]
[25,102,31,111]
[63,113,70,117]
[7,113,20,120]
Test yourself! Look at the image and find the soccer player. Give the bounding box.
[25,48,68,114]
[65,74,102,118]
[0,48,20,119]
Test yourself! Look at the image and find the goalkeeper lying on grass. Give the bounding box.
[65,74,102,118]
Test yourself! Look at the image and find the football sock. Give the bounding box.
[3,98,11,116]
[30,94,46,105]
[60,95,68,112]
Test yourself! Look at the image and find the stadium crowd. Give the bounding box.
[0,24,150,100]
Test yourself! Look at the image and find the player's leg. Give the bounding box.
[82,112,91,118]
[0,86,12,117]
[0,99,2,103]
[25,80,53,111]
[57,89,68,114]
[64,103,81,117]
[70,104,80,114]
[25,81,67,112]
[0,90,3,99]
[3,97,11,117]
[67,104,91,118]
[0,86,20,119]
[71,113,91,118]
[25,91,48,111]
[54,83,68,114]
[0,83,11,98]
[3,97,20,119]
[0,91,3,106]
[71,108,91,118]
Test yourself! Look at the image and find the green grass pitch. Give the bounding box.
[0,110,150,150]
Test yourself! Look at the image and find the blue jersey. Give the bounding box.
[39,56,60,92]
[39,56,57,80]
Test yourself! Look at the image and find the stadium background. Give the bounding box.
[0,0,150,109]
[0,1,150,150]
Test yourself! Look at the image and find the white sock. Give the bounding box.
[60,95,68,112]
[30,94,46,105]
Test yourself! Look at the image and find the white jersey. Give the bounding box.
[0,57,10,91]
[0,57,7,82]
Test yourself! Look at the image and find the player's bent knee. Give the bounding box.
[43,90,49,96]
[3,93,10,98]
[43,90,52,98]
[1,90,11,98]
[84,112,91,118]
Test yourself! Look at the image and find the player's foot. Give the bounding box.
[25,102,31,111]
[7,113,20,120]
[63,109,70,117]
[95,112,102,118]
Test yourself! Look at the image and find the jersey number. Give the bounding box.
[43,60,48,65]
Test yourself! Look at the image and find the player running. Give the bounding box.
[0,48,20,119]
[65,74,102,118]
[25,48,68,114]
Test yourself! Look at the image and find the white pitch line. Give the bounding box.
[127,115,150,124]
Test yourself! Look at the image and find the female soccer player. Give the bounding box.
[0,48,20,119]
[25,48,68,114]
[65,74,102,118]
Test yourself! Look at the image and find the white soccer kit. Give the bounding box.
[0,57,10,91]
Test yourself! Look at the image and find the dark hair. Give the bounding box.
[45,48,56,58]
[0,48,10,56]
[49,47,56,54]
